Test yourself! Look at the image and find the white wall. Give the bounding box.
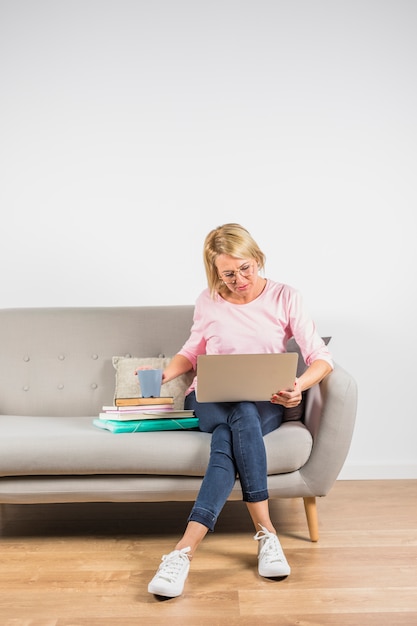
[1,0,416,479]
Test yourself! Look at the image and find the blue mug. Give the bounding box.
[137,368,163,398]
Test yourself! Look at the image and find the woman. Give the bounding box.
[148,223,333,598]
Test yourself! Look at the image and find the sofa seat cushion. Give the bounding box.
[0,416,312,478]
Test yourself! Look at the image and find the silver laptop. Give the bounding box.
[196,353,299,403]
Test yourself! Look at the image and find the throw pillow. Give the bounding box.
[112,356,194,410]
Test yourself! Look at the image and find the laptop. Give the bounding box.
[196,353,299,403]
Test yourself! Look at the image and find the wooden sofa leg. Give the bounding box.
[303,497,319,542]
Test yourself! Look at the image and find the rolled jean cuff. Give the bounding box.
[243,488,269,503]
[188,506,218,532]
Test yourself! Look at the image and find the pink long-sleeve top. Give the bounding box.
[179,279,333,395]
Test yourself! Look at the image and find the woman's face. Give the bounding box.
[215,254,261,302]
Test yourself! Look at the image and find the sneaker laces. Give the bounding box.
[155,547,191,583]
[253,525,286,566]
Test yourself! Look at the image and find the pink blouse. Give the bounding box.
[179,279,333,394]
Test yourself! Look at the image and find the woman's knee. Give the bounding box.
[228,402,261,430]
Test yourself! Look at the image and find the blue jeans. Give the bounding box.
[184,391,284,532]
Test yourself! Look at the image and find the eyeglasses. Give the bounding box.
[220,262,254,284]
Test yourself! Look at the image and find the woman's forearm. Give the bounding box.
[163,354,194,383]
[297,359,333,392]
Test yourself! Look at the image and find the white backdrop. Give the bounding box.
[1,0,416,478]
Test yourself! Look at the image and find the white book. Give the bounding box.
[98,410,195,421]
[102,405,173,413]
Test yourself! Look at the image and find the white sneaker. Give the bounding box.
[254,525,291,578]
[148,547,191,597]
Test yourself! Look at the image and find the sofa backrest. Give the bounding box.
[0,306,195,417]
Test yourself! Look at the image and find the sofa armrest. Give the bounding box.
[300,363,358,495]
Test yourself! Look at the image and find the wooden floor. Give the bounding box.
[0,480,416,625]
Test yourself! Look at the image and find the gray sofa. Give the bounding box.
[0,306,357,541]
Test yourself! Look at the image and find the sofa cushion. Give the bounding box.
[0,416,312,478]
[112,356,194,410]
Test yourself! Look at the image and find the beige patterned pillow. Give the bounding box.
[112,356,194,410]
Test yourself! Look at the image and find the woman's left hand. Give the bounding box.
[270,378,302,408]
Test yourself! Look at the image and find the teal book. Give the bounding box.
[93,417,199,433]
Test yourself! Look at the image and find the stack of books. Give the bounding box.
[93,396,198,433]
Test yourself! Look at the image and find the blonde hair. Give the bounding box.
[203,223,266,297]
